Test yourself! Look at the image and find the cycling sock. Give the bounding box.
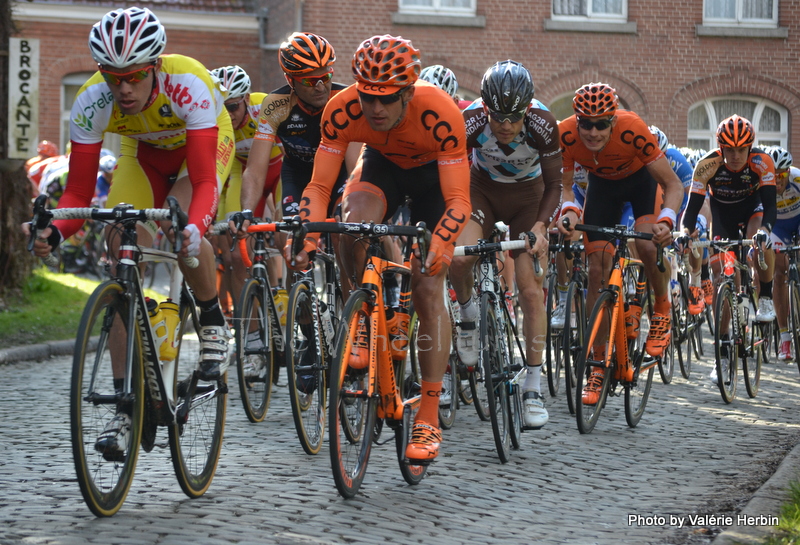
[690,270,701,286]
[654,293,670,315]
[459,295,477,322]
[524,365,542,392]
[197,297,226,327]
[557,284,569,303]
[760,281,773,299]
[416,380,443,425]
[781,329,791,342]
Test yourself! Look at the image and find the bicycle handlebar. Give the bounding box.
[454,239,526,257]
[575,223,665,272]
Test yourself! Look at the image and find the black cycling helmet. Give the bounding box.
[480,60,534,117]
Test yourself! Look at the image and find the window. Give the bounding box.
[703,0,777,27]
[62,72,120,155]
[686,95,788,150]
[398,0,476,16]
[552,0,626,22]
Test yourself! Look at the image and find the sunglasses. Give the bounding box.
[577,117,613,131]
[292,70,333,87]
[486,109,526,124]
[99,64,155,86]
[358,89,405,105]
[225,99,245,113]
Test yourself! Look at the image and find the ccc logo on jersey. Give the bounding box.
[322,99,363,140]
[421,110,459,152]
[620,129,656,157]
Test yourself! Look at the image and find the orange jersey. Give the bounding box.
[559,110,664,180]
[301,82,470,245]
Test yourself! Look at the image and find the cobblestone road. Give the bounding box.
[2,337,799,545]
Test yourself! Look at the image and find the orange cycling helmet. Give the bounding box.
[279,32,335,75]
[37,140,58,157]
[573,82,618,118]
[716,114,755,148]
[352,35,421,93]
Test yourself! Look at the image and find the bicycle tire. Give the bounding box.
[790,278,800,370]
[394,339,429,486]
[624,273,654,428]
[481,292,512,463]
[328,289,377,498]
[286,281,327,455]
[714,283,738,403]
[562,281,584,416]
[575,290,615,434]
[502,305,523,450]
[439,351,458,430]
[468,353,490,422]
[742,293,763,399]
[71,281,144,517]
[234,278,273,423]
[674,275,692,379]
[168,296,227,499]
[545,274,564,397]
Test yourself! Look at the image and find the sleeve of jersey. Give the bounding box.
[538,152,563,225]
[433,155,471,247]
[299,144,345,225]
[53,141,103,239]
[681,192,706,233]
[759,185,778,232]
[185,127,220,233]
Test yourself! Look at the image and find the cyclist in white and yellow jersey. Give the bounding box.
[26,9,235,410]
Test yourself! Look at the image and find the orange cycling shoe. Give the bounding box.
[581,367,605,405]
[702,279,714,305]
[688,286,705,316]
[645,312,671,357]
[405,421,442,463]
[349,315,370,370]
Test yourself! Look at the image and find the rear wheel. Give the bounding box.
[286,281,327,455]
[71,281,144,517]
[328,289,377,498]
[234,278,273,423]
[714,284,738,404]
[790,278,800,370]
[169,296,227,499]
[674,275,692,380]
[742,294,763,399]
[575,290,614,434]
[624,273,654,428]
[545,275,564,397]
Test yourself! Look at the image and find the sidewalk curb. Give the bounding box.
[0,339,97,365]
[711,442,800,544]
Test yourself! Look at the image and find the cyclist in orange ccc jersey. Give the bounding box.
[289,35,471,464]
[26,9,235,385]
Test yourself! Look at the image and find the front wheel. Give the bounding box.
[624,275,654,428]
[790,278,800,371]
[562,282,584,415]
[71,281,144,517]
[328,289,377,498]
[169,296,228,499]
[575,290,615,434]
[714,284,738,404]
[742,295,763,399]
[234,278,273,423]
[286,281,327,455]
[481,292,511,462]
[545,274,563,397]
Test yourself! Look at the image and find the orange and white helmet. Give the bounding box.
[352,35,421,95]
[716,115,755,148]
[573,82,618,118]
[278,32,336,75]
[89,7,166,68]
[37,140,58,157]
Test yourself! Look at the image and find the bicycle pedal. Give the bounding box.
[404,457,433,467]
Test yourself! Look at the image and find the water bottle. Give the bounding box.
[723,250,735,277]
[320,301,336,356]
[625,301,641,340]
[158,299,181,362]
[272,287,288,326]
[386,307,410,361]
[146,298,168,356]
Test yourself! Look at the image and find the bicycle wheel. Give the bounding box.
[790,278,800,370]
[286,281,327,455]
[234,278,273,423]
[439,352,458,430]
[71,281,144,517]
[742,294,763,399]
[545,274,564,397]
[468,351,490,421]
[575,290,615,434]
[502,305,523,449]
[674,276,692,379]
[328,289,377,498]
[624,275,654,428]
[168,296,227,498]
[714,283,738,403]
[393,337,429,486]
[562,281,584,415]
[481,292,512,463]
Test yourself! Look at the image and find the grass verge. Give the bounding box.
[762,480,800,544]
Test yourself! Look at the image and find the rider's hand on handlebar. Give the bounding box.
[651,221,673,246]
[753,228,772,250]
[182,224,203,257]
[22,223,60,257]
[227,209,253,239]
[283,235,316,270]
[425,239,453,276]
[557,212,578,235]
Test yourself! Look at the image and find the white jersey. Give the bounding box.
[777,166,800,221]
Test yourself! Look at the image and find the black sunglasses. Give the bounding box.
[577,117,613,131]
[225,99,244,113]
[487,109,526,124]
[358,89,405,105]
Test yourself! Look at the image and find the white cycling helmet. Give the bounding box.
[767,145,793,170]
[210,65,251,100]
[89,8,166,68]
[648,125,669,152]
[99,155,117,174]
[419,65,459,99]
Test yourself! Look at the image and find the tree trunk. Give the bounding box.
[1,2,36,304]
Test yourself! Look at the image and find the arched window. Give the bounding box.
[687,95,788,150]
